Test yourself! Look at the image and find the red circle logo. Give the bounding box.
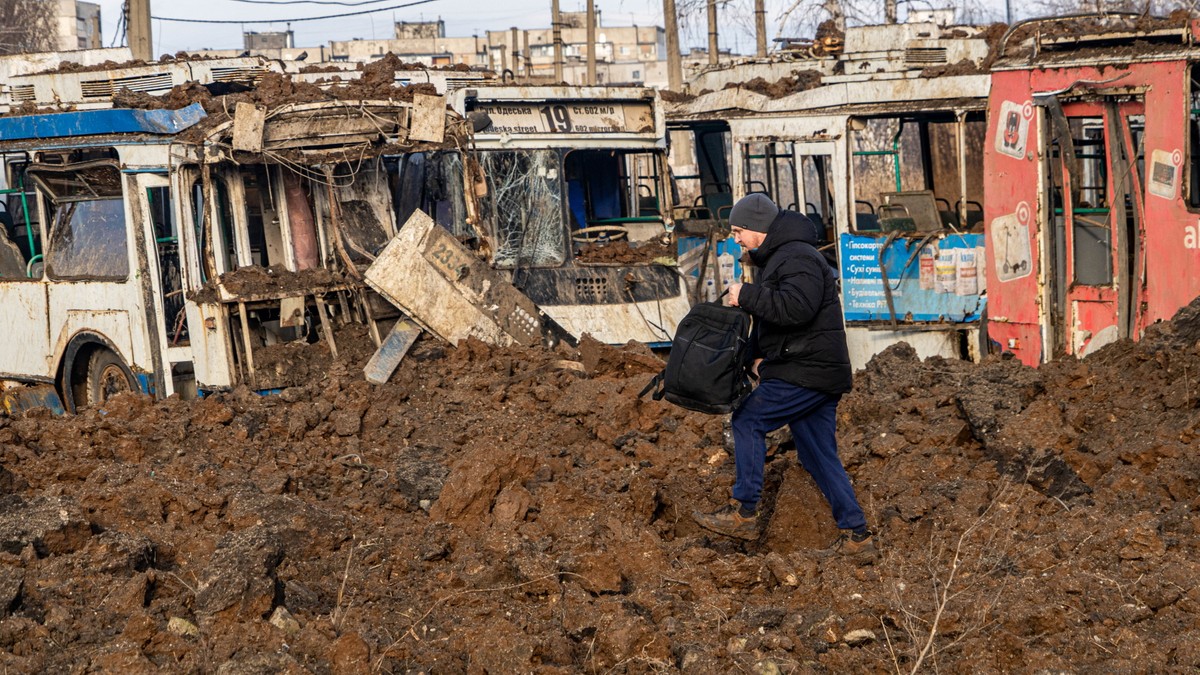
[1016,201,1031,225]
[1173,149,1183,166]
[1022,101,1034,120]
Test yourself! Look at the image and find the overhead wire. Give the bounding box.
[228,0,401,5]
[152,0,437,24]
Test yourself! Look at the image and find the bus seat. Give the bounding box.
[878,204,916,233]
[703,192,733,222]
[855,213,880,232]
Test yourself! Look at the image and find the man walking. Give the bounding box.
[692,193,873,556]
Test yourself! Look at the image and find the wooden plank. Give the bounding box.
[362,319,422,385]
[237,301,256,384]
[410,93,446,143]
[232,102,265,153]
[314,295,338,359]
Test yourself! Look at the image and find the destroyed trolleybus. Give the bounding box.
[984,15,1200,365]
[0,90,463,411]
[667,19,993,368]
[447,86,690,345]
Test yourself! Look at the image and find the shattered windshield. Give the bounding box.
[479,150,567,268]
[46,198,129,280]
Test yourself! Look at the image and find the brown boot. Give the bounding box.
[816,530,878,561]
[692,500,760,540]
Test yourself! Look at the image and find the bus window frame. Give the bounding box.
[27,161,132,283]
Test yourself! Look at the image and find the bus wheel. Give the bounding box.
[86,349,134,407]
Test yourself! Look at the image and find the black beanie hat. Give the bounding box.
[729,193,779,233]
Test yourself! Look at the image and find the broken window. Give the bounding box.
[562,148,671,250]
[45,198,128,280]
[799,153,835,241]
[850,114,986,233]
[1069,117,1113,286]
[331,160,395,262]
[30,163,128,281]
[669,124,732,221]
[0,162,39,280]
[147,186,189,345]
[190,175,238,277]
[239,166,285,268]
[479,149,566,268]
[742,141,798,210]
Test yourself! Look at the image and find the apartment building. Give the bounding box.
[328,13,667,86]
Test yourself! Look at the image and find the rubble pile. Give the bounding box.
[3,296,1200,671]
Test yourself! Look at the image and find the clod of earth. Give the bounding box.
[3,297,1200,670]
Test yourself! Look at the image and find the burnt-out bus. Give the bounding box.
[448,86,690,345]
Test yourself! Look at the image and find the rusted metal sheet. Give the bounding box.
[1,384,65,416]
[364,209,568,348]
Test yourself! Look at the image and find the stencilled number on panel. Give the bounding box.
[539,105,573,132]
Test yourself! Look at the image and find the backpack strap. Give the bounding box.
[639,371,666,401]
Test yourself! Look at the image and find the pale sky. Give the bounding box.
[90,0,1016,57]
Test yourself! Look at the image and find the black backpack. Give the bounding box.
[640,300,754,414]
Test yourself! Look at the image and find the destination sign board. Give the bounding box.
[474,101,654,134]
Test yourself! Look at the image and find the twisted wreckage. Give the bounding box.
[0,59,686,412]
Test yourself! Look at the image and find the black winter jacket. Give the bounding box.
[737,210,853,395]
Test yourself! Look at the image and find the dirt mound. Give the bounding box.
[725,70,823,98]
[4,295,1200,670]
[575,239,675,264]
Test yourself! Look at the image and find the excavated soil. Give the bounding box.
[575,240,675,264]
[724,70,823,99]
[4,295,1200,672]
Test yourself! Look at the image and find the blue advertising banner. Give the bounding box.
[840,233,986,323]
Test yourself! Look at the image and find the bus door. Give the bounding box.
[35,162,148,407]
[0,164,51,380]
[794,141,838,242]
[1041,96,1145,358]
[139,173,197,398]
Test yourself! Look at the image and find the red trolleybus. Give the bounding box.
[984,15,1200,364]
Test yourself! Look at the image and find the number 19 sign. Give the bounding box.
[475,101,654,135]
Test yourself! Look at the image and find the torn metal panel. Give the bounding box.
[0,104,207,141]
[365,209,571,348]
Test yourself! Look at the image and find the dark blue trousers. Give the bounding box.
[731,378,866,531]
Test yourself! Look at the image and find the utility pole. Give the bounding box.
[884,0,897,24]
[754,0,766,58]
[663,0,682,90]
[707,0,718,66]
[586,0,597,86]
[511,27,520,76]
[523,30,531,79]
[551,0,564,82]
[127,0,152,61]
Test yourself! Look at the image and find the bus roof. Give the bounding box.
[0,104,205,143]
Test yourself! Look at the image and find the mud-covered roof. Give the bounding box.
[993,13,1200,69]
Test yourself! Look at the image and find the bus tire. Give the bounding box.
[85,349,134,408]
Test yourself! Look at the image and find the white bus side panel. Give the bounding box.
[845,325,977,372]
[0,283,52,379]
[541,284,690,345]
